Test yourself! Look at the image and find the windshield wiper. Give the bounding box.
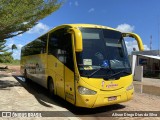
[106,70,131,79]
[87,67,114,78]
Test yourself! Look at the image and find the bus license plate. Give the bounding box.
[108,96,117,101]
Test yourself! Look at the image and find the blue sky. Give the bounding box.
[7,0,160,59]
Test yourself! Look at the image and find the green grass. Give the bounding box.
[0,59,20,66]
[12,59,20,65]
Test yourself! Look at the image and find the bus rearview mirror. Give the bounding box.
[122,33,144,51]
[67,28,83,52]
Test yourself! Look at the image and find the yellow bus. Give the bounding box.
[21,24,144,108]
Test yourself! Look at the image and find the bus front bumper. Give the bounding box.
[76,89,134,108]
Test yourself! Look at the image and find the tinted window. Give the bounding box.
[21,34,47,56]
[76,28,131,78]
[48,29,74,71]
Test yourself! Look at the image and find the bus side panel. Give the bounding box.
[75,78,98,108]
[21,54,48,88]
[46,55,56,93]
[20,56,25,76]
[64,67,75,104]
[47,55,65,99]
[36,54,48,88]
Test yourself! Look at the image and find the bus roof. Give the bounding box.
[49,24,120,33]
[22,24,121,48]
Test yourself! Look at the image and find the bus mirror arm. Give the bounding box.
[67,28,83,52]
[122,33,144,51]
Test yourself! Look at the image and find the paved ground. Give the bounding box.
[0,65,160,120]
[0,76,160,120]
[80,80,160,120]
[135,77,160,87]
[0,76,80,120]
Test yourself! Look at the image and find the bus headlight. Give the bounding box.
[78,86,97,95]
[126,83,134,91]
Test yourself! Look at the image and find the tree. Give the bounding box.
[0,40,13,63]
[11,44,17,52]
[0,0,63,40]
[0,40,8,52]
[0,52,13,63]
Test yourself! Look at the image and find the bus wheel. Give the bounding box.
[48,78,55,97]
[24,70,29,82]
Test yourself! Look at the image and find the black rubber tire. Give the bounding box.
[24,70,29,82]
[48,78,55,97]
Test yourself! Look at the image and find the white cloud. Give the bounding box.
[116,24,135,32]
[5,39,24,59]
[6,38,14,49]
[12,50,21,60]
[88,8,95,13]
[75,1,79,6]
[23,22,28,25]
[69,2,72,6]
[27,22,50,34]
[11,44,23,59]
[125,40,149,54]
[12,44,24,59]
[69,1,79,7]
[17,34,23,37]
[6,39,23,50]
[116,23,149,54]
[143,44,150,51]
[17,44,23,49]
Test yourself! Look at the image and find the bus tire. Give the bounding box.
[24,70,29,82]
[48,77,55,97]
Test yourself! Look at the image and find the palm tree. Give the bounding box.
[11,44,17,53]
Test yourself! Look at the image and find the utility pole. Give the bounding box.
[150,35,152,50]
[158,16,160,56]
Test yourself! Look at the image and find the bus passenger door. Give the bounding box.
[48,29,75,103]
[65,67,75,104]
[55,60,65,99]
[64,33,75,104]
[48,29,66,99]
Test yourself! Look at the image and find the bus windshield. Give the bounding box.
[76,28,131,79]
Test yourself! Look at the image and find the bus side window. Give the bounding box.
[39,35,47,54]
[48,29,74,71]
[23,34,47,56]
[48,36,58,55]
[63,34,74,71]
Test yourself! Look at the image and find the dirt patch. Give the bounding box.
[0,65,21,77]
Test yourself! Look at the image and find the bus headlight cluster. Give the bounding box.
[78,86,97,95]
[126,83,134,91]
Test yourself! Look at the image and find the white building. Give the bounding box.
[131,50,160,81]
